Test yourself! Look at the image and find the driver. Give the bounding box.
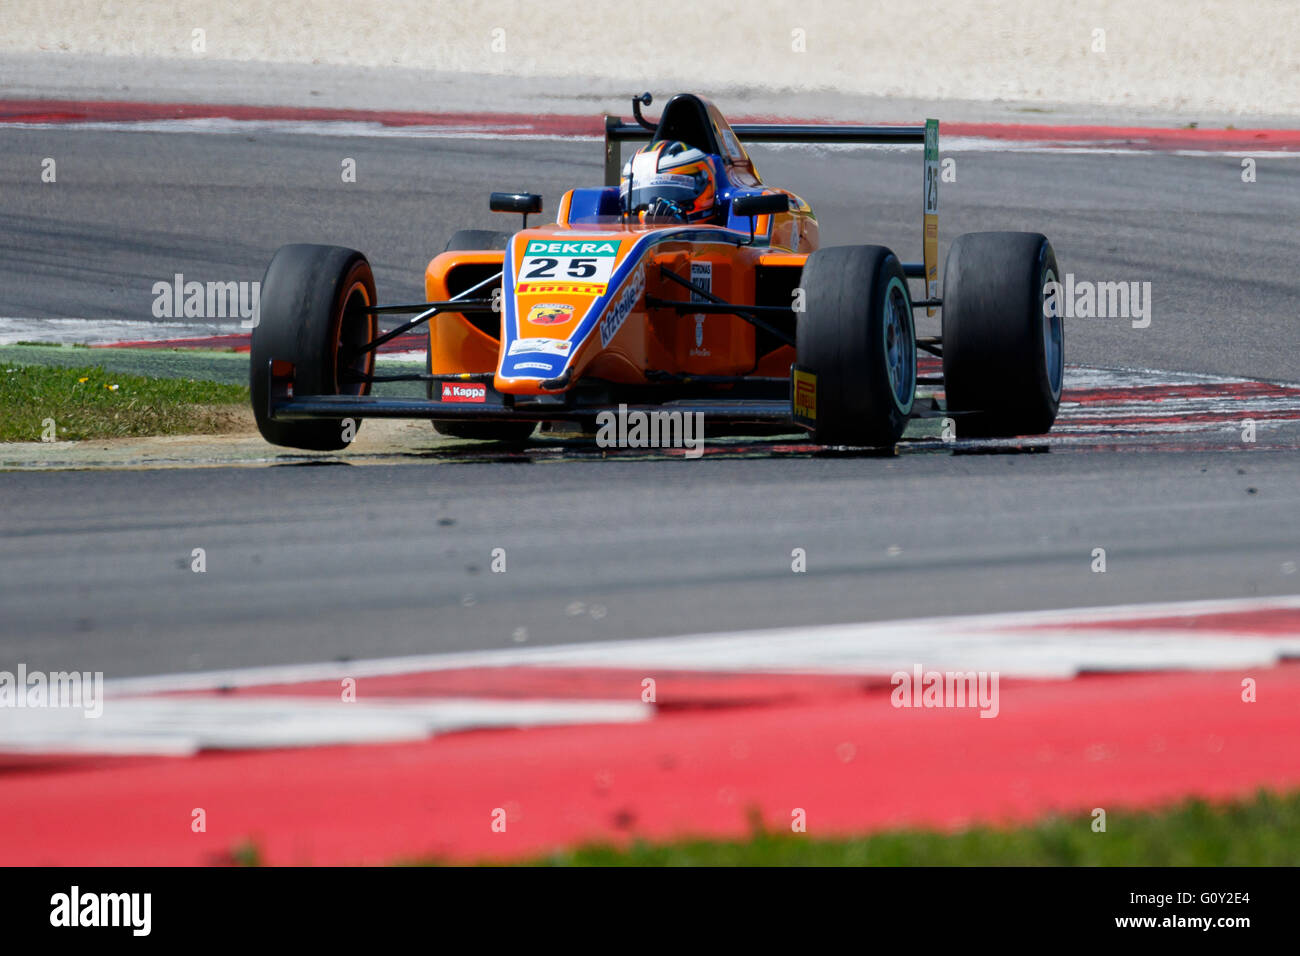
[619,140,720,224]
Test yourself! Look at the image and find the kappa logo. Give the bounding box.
[441,382,487,403]
[599,267,646,347]
[526,302,574,325]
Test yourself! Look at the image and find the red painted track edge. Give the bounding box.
[2,664,1296,866]
[3,99,1298,149]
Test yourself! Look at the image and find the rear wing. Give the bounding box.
[603,113,941,311]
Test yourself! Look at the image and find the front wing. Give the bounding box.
[266,360,798,428]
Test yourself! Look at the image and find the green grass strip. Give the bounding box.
[0,363,248,441]
[503,790,1300,866]
[0,343,251,386]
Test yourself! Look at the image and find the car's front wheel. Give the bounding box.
[250,244,377,450]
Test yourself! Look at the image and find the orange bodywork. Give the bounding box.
[425,200,816,395]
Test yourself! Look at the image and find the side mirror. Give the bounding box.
[490,192,543,228]
[732,193,789,244]
[732,193,790,218]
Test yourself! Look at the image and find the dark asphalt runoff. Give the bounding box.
[0,126,1298,678]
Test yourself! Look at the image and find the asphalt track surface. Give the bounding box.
[1,449,1296,677]
[1,125,1298,679]
[3,126,1299,379]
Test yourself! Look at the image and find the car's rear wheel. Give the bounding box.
[941,231,1063,437]
[250,244,377,450]
[796,244,916,446]
[430,230,535,442]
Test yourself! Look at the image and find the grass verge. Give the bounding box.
[509,790,1300,866]
[0,343,251,386]
[0,363,249,441]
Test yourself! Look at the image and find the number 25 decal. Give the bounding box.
[524,257,598,279]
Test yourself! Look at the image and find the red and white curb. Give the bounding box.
[4,99,1299,154]
[2,596,1297,864]
[3,595,1296,758]
[1058,366,1300,433]
[1018,365,1300,446]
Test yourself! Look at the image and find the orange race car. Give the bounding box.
[250,92,1064,450]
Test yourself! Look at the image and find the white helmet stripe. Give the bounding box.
[659,146,708,169]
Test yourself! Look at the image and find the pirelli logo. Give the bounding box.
[792,367,817,422]
[517,282,607,295]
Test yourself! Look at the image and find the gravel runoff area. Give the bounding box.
[3,1,1298,122]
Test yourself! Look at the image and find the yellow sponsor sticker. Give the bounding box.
[517,282,607,295]
[793,368,817,421]
[526,302,575,325]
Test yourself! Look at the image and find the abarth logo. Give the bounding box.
[526,303,574,325]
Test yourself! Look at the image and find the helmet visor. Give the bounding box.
[621,172,703,213]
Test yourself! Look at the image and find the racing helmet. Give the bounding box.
[620,140,718,223]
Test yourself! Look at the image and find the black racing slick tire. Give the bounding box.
[250,244,377,450]
[941,231,1063,437]
[430,229,535,442]
[796,245,917,447]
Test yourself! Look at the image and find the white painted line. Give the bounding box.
[1,119,602,142]
[0,317,247,346]
[13,596,1289,756]
[105,594,1300,696]
[0,696,651,756]
[10,119,1300,156]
